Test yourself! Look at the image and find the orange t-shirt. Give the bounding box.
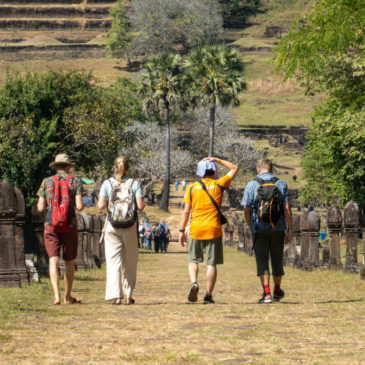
[184,175,231,240]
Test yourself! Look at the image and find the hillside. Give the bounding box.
[0,0,319,189]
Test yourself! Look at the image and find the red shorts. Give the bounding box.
[44,226,78,261]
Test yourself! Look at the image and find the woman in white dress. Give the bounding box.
[97,156,145,305]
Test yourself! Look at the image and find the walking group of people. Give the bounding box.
[37,153,292,306]
[138,220,171,253]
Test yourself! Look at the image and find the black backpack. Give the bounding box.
[255,177,283,228]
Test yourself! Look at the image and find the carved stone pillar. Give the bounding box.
[75,214,86,270]
[293,215,301,268]
[308,211,320,268]
[81,212,93,268]
[224,224,229,246]
[228,225,234,247]
[237,222,244,252]
[13,187,29,283]
[326,205,342,269]
[31,202,48,276]
[0,181,20,287]
[343,201,360,273]
[299,212,312,270]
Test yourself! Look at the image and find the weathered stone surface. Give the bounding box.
[293,214,301,267]
[343,201,360,273]
[31,201,48,276]
[75,213,87,270]
[81,212,94,268]
[14,187,29,283]
[0,181,20,287]
[308,211,320,267]
[299,212,311,270]
[326,205,342,269]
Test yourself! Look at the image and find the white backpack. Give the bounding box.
[107,178,137,228]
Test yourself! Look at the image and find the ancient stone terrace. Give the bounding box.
[0,0,117,60]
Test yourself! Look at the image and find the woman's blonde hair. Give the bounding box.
[113,156,129,182]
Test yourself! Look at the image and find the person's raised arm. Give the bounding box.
[204,157,238,179]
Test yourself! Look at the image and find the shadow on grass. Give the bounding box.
[74,276,105,281]
[315,298,363,304]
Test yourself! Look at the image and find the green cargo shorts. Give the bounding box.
[187,236,223,266]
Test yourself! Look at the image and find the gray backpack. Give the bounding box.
[107,178,137,228]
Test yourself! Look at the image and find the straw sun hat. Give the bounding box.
[49,153,75,168]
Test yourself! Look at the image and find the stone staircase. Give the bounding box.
[0,0,116,60]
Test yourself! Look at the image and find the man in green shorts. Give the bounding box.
[179,157,238,304]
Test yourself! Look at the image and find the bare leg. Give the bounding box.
[206,265,217,296]
[259,274,270,287]
[49,256,60,305]
[273,276,282,286]
[64,259,76,303]
[188,262,199,283]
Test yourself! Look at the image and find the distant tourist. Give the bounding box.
[179,157,238,304]
[37,153,84,305]
[153,223,162,252]
[181,179,187,191]
[241,158,293,304]
[159,220,171,253]
[175,181,179,191]
[97,156,145,305]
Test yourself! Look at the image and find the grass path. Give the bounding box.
[1,189,365,364]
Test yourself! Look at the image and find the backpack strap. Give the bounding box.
[189,185,194,203]
[198,180,223,213]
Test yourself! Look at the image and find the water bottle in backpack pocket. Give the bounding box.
[107,178,137,228]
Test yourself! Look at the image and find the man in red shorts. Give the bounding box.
[37,154,84,305]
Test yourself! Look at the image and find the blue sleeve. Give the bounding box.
[99,180,111,198]
[133,180,144,199]
[280,181,290,202]
[241,181,255,207]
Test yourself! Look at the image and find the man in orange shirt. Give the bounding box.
[179,157,238,304]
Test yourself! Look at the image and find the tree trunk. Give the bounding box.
[209,99,216,156]
[159,102,170,212]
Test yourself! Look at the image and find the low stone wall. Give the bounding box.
[0,181,106,288]
[224,201,365,280]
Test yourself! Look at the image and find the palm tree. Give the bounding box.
[138,53,183,211]
[184,45,246,156]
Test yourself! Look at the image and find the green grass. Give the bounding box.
[1,238,365,364]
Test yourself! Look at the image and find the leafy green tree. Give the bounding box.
[274,0,365,205]
[0,71,141,206]
[0,70,97,205]
[138,53,183,211]
[106,0,131,67]
[184,45,246,156]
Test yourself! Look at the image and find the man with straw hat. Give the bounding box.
[37,153,84,305]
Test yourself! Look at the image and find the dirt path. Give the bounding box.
[1,188,365,364]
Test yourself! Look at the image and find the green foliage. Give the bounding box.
[0,70,97,200]
[274,0,365,205]
[106,0,131,60]
[184,45,246,108]
[0,71,142,205]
